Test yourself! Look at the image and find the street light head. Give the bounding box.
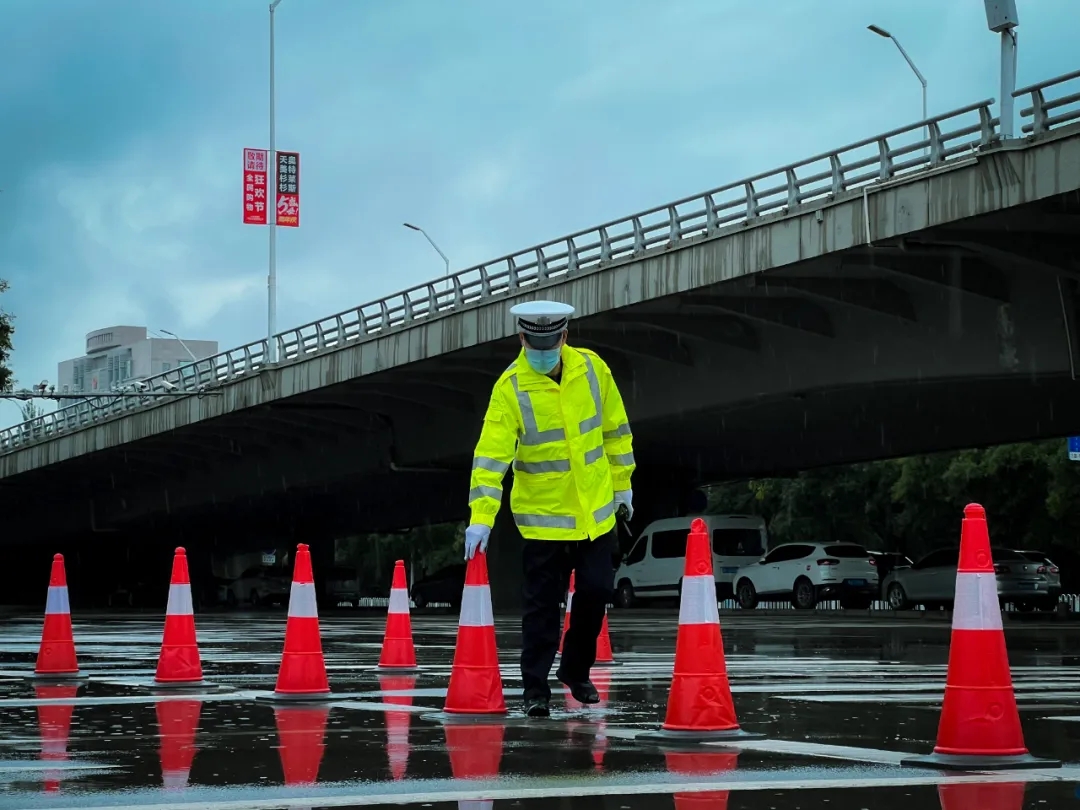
[403,223,421,231]
[867,24,891,38]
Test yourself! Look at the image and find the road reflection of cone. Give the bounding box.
[591,668,611,770]
[274,706,330,786]
[35,684,79,792]
[938,781,1025,810]
[378,675,415,780]
[156,699,202,790]
[446,720,505,810]
[665,750,739,810]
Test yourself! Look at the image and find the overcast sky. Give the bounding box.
[0,0,1076,426]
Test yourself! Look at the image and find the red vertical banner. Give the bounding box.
[243,148,268,225]
[275,151,300,227]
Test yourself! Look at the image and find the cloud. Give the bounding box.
[0,0,1076,431]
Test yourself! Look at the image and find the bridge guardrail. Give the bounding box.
[1,67,1076,456]
[1016,68,1080,135]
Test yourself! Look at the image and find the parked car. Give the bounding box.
[325,567,362,607]
[614,514,768,608]
[882,547,1058,611]
[225,565,291,607]
[1017,550,1062,609]
[733,542,878,610]
[411,564,466,609]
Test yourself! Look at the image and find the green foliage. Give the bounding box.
[0,279,11,393]
[335,521,465,594]
[708,440,1080,561]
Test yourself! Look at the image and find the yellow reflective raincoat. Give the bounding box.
[468,345,635,541]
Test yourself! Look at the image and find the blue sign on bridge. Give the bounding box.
[1068,437,1080,462]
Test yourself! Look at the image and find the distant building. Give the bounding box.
[56,326,219,395]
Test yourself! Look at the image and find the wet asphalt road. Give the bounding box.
[2,610,1080,809]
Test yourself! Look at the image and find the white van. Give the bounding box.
[613,515,768,608]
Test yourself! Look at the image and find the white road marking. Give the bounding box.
[13,769,1080,810]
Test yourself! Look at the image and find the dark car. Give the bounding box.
[411,564,466,609]
[868,551,914,596]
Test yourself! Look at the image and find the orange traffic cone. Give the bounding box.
[34,554,86,682]
[274,706,329,786]
[156,699,202,790]
[666,750,739,810]
[35,684,79,792]
[639,518,760,744]
[443,552,506,716]
[379,674,415,780]
[938,781,1025,810]
[155,548,208,689]
[378,560,419,672]
[262,544,331,703]
[558,572,616,664]
[903,505,1060,770]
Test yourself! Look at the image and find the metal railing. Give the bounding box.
[1016,69,1080,135]
[2,68,1078,457]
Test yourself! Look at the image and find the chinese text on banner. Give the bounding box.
[242,148,268,225]
[275,151,300,227]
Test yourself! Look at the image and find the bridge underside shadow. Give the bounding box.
[3,190,1080,550]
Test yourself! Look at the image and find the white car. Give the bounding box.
[614,514,768,607]
[733,542,879,610]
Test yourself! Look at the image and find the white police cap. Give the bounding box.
[509,300,575,339]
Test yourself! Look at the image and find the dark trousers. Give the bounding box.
[520,528,618,701]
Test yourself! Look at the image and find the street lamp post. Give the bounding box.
[868,25,928,155]
[157,329,198,362]
[268,0,285,364]
[403,223,450,276]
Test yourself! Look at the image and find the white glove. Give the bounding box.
[614,489,634,521]
[464,524,491,560]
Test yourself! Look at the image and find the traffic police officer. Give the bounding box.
[464,300,636,717]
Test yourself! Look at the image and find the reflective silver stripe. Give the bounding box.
[287,582,319,618]
[166,584,194,616]
[473,456,510,474]
[469,485,502,503]
[460,584,494,627]
[679,574,720,625]
[514,459,571,474]
[607,451,635,466]
[45,586,70,615]
[578,356,603,435]
[388,588,411,614]
[511,375,566,446]
[952,573,1003,631]
[515,513,577,529]
[593,500,615,524]
[584,445,604,465]
[603,423,632,440]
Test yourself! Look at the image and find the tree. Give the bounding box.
[707,439,1080,563]
[0,279,11,393]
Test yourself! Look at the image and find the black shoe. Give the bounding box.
[525,697,550,718]
[556,668,600,704]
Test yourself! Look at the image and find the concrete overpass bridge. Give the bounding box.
[2,69,1080,576]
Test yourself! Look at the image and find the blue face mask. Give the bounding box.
[525,346,562,375]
